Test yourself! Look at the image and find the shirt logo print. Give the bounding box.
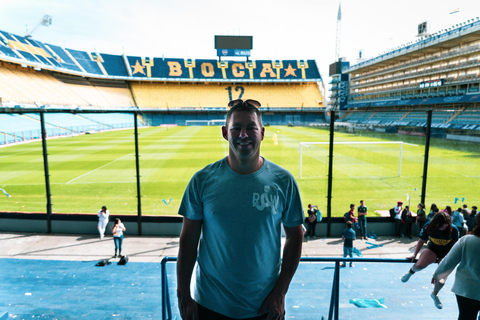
[252,185,279,214]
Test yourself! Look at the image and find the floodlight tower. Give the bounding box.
[334,1,342,61]
[25,14,52,39]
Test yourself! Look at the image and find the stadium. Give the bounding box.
[1,3,480,319]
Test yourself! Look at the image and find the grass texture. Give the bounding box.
[0,126,479,216]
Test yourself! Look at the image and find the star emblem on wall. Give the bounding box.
[132,60,146,75]
[284,64,297,77]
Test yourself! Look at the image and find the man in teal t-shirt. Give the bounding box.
[177,99,304,320]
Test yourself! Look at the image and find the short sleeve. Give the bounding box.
[178,174,204,220]
[281,175,304,228]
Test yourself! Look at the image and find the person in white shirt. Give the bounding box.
[97,206,109,239]
[394,201,403,237]
[111,218,126,258]
[431,213,480,319]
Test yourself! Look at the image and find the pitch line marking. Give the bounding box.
[66,154,133,184]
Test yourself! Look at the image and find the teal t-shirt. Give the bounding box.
[178,157,304,318]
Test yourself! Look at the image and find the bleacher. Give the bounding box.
[340,107,480,129]
[45,43,82,72]
[0,63,86,105]
[0,63,135,108]
[0,114,53,133]
[0,111,141,145]
[130,82,323,109]
[450,108,480,125]
[100,53,130,77]
[81,113,137,126]
[26,113,98,127]
[0,114,53,144]
[66,48,103,75]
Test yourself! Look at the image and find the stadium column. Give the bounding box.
[134,112,142,235]
[421,110,432,206]
[327,111,335,237]
[40,112,53,233]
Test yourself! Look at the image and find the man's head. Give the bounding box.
[225,99,263,128]
[222,99,265,164]
[350,204,355,210]
[360,200,364,206]
[346,221,353,228]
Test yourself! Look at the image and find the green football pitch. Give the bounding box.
[0,126,479,216]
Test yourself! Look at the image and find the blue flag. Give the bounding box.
[1,188,11,198]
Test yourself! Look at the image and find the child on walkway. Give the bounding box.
[342,221,356,267]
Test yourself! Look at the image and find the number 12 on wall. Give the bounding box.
[225,86,245,101]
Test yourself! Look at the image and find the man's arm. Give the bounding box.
[260,224,303,319]
[177,217,203,320]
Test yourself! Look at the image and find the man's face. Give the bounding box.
[222,110,264,160]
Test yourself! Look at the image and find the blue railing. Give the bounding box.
[160,256,416,320]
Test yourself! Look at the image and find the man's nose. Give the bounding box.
[239,128,248,138]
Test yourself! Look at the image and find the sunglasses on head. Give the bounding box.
[227,99,261,109]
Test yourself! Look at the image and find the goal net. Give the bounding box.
[185,119,226,126]
[299,141,409,178]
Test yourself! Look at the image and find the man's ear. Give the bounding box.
[222,126,228,141]
[260,127,265,141]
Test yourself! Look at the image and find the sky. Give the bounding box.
[1,0,479,83]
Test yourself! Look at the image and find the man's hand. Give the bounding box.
[259,290,285,320]
[259,225,302,319]
[177,295,198,320]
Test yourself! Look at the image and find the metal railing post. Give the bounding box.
[421,110,432,205]
[327,111,335,237]
[40,112,53,233]
[134,112,142,235]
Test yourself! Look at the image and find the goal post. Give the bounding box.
[208,119,226,126]
[299,141,410,178]
[185,119,225,126]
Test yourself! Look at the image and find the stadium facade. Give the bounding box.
[0,28,326,132]
[329,17,480,140]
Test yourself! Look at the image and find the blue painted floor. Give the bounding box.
[0,258,459,319]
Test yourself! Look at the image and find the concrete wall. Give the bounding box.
[446,134,480,143]
[0,213,421,237]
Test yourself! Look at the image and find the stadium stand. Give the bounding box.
[26,113,98,127]
[0,27,326,136]
[130,82,322,109]
[0,113,53,133]
[329,18,480,132]
[0,63,85,106]
[0,63,135,108]
[81,112,138,126]
[100,53,130,77]
[0,113,54,144]
[65,48,104,75]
